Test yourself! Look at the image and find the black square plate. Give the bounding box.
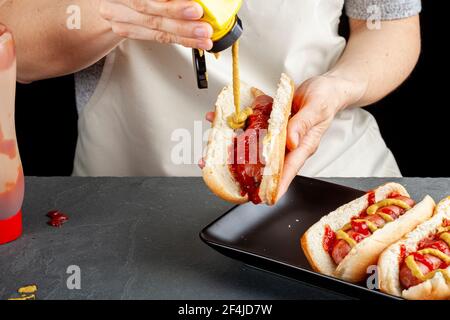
[200,176,400,300]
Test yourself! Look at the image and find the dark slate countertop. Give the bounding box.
[0,177,448,300]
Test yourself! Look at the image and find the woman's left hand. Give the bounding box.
[202,74,363,200]
[276,74,358,200]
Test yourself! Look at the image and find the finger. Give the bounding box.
[108,0,203,20]
[110,21,213,49]
[277,145,311,201]
[198,157,205,169]
[100,2,213,39]
[286,107,321,151]
[278,125,325,201]
[205,112,215,123]
[292,87,307,114]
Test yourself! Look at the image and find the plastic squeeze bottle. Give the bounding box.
[192,0,243,89]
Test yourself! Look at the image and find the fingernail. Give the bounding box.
[184,6,201,19]
[197,40,212,51]
[194,27,209,38]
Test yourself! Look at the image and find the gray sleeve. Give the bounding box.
[74,58,105,113]
[345,0,422,20]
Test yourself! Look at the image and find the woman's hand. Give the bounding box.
[276,75,365,199]
[200,75,365,199]
[99,0,213,50]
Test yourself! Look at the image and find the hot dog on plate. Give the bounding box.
[378,196,450,300]
[301,183,435,283]
[202,73,294,205]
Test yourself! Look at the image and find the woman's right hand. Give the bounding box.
[99,0,213,50]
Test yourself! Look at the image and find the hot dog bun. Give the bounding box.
[301,183,435,283]
[202,73,294,205]
[378,197,450,300]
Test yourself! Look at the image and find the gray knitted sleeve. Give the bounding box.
[345,0,422,20]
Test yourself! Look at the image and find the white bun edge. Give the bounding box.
[378,196,450,300]
[202,73,294,205]
[301,183,435,282]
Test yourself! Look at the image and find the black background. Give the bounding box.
[14,1,449,177]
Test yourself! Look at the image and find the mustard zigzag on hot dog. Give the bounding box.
[378,196,450,300]
[301,183,435,283]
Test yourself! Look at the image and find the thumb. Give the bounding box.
[287,108,320,151]
[277,125,325,201]
[277,146,311,201]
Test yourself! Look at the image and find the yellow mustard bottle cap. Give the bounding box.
[194,0,243,52]
[210,16,243,53]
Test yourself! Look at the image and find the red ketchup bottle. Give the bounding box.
[0,25,24,244]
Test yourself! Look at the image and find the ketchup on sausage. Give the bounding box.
[324,193,416,265]
[229,95,273,204]
[399,230,450,289]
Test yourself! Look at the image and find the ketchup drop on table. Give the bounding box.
[47,210,69,227]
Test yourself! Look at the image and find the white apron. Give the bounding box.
[73,0,401,177]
